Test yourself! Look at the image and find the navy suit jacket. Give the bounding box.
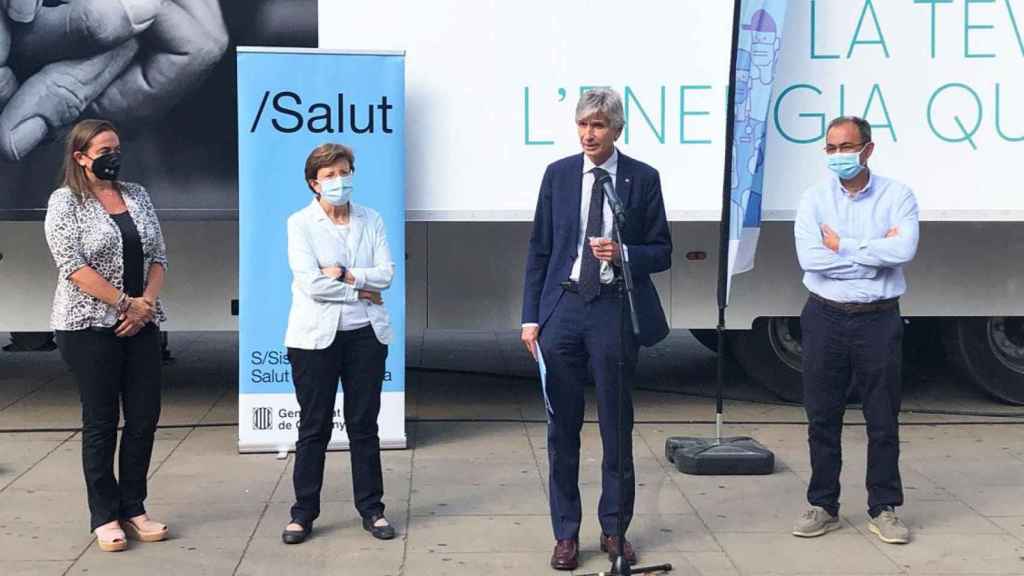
[522,151,672,347]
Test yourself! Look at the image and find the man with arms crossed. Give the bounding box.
[793,116,919,545]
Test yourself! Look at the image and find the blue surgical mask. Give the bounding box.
[826,150,865,180]
[319,175,353,206]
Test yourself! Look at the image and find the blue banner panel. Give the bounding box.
[237,48,405,452]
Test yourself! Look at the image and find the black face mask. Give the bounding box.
[90,152,121,181]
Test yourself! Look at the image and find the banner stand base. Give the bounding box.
[239,437,408,455]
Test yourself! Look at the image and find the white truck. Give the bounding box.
[2,0,1021,403]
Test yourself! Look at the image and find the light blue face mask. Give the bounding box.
[827,148,866,180]
[319,174,353,206]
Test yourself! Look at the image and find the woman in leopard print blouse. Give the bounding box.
[43,120,170,552]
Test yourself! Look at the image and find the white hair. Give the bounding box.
[575,88,625,132]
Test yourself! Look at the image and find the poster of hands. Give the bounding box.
[0,0,316,219]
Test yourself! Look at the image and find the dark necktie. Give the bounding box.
[578,167,607,302]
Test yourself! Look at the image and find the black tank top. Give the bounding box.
[110,211,144,297]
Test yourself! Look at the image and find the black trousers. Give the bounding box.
[287,326,388,527]
[801,296,904,518]
[55,324,162,531]
[538,288,638,541]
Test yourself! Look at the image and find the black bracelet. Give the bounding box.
[335,266,348,282]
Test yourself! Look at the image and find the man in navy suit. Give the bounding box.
[521,88,672,571]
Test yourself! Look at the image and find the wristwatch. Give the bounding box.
[335,266,348,282]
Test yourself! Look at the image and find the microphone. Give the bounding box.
[596,173,626,222]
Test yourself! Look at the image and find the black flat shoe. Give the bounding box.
[362,513,396,540]
[282,521,310,545]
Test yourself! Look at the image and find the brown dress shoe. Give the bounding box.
[600,533,637,565]
[550,538,579,571]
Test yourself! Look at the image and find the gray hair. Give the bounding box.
[575,88,625,132]
[827,116,872,143]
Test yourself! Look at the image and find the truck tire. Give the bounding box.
[943,317,1024,405]
[730,317,804,403]
[689,329,719,353]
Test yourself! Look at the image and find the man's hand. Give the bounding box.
[12,0,164,69]
[357,290,382,305]
[1,0,41,24]
[821,224,840,253]
[521,325,539,360]
[88,0,229,126]
[885,227,899,238]
[589,237,621,264]
[0,0,228,161]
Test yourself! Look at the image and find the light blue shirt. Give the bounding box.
[794,171,920,304]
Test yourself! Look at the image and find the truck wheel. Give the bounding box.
[730,317,804,403]
[944,317,1024,405]
[688,329,719,353]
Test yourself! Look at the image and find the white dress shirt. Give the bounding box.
[522,151,620,330]
[569,150,617,284]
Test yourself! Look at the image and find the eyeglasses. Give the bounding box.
[824,142,869,155]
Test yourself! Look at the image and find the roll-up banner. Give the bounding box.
[236,48,406,453]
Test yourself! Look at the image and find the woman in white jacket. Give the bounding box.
[281,143,396,544]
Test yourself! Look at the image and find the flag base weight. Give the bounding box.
[665,436,775,476]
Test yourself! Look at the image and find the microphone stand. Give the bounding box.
[578,204,671,576]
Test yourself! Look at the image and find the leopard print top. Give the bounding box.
[44,182,168,330]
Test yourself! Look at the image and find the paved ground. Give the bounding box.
[2,331,1024,575]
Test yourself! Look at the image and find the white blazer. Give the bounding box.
[284,200,395,349]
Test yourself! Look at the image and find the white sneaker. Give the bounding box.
[868,507,910,544]
[792,506,840,538]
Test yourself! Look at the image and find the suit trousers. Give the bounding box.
[539,287,638,541]
[801,296,904,518]
[287,326,388,527]
[56,324,162,531]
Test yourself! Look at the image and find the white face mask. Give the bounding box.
[319,174,353,206]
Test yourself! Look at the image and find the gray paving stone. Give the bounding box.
[715,531,902,575]
[413,457,541,487]
[682,552,742,576]
[4,560,74,576]
[988,516,1024,541]
[0,432,71,490]
[871,533,1024,574]
[406,514,553,553]
[402,551,562,575]
[936,484,1024,518]
[679,469,821,533]
[604,514,722,554]
[270,450,412,504]
[3,330,1024,575]
[413,421,535,461]
[410,477,549,516]
[68,536,250,576]
[237,548,402,576]
[0,491,93,561]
